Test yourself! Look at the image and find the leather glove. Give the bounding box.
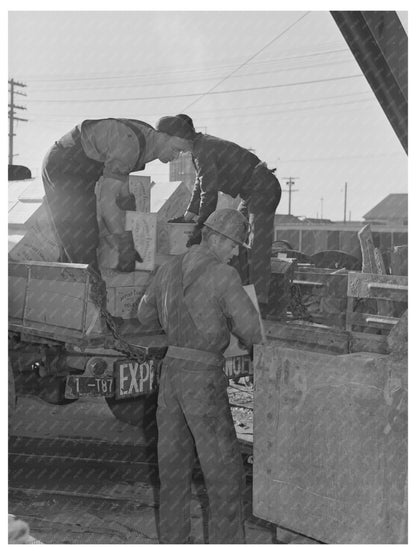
[168,215,188,223]
[186,224,202,248]
[117,231,143,272]
[116,193,137,212]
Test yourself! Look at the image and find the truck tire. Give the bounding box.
[105,392,158,441]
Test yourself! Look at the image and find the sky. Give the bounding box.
[8,8,409,221]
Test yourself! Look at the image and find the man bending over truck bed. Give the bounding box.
[42,118,190,273]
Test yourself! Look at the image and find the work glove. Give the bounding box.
[186,224,202,248]
[116,193,137,212]
[168,215,188,223]
[117,231,143,272]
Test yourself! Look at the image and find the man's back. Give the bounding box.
[193,133,260,197]
[138,244,262,355]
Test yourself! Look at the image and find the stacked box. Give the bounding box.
[157,221,195,255]
[102,268,153,319]
[129,175,151,213]
[125,212,157,271]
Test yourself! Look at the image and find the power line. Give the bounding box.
[28,58,354,93]
[278,152,403,163]
[8,79,28,165]
[27,91,372,119]
[181,11,311,111]
[26,73,363,104]
[18,46,349,83]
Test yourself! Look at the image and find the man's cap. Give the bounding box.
[156,115,196,141]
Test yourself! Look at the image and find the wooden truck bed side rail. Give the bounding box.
[9,261,106,343]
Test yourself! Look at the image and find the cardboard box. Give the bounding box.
[106,285,148,319]
[101,268,152,288]
[157,221,195,255]
[125,212,157,271]
[129,175,151,213]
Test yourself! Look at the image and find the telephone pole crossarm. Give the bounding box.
[282,176,300,216]
[8,79,28,165]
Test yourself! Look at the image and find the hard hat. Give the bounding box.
[155,115,196,140]
[204,208,251,249]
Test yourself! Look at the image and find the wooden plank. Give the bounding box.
[294,272,348,298]
[253,344,407,543]
[349,332,388,354]
[293,280,323,288]
[356,224,383,273]
[263,321,350,354]
[348,272,408,299]
[366,316,399,326]
[368,283,408,303]
[348,312,398,331]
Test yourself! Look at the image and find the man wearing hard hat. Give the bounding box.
[155,114,282,307]
[138,208,263,544]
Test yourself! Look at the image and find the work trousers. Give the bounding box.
[42,143,101,272]
[239,166,281,304]
[157,357,246,544]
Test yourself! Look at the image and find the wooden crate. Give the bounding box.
[253,344,407,543]
[292,269,348,328]
[346,272,408,333]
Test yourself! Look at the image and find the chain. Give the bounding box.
[289,283,313,322]
[88,269,148,363]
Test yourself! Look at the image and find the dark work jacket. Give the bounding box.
[188,133,261,223]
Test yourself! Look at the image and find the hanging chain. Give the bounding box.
[88,269,148,363]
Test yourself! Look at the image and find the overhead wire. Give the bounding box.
[31,91,372,121]
[26,74,364,103]
[29,59,355,93]
[181,11,311,111]
[19,45,349,83]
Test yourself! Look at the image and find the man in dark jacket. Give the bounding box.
[138,208,262,544]
[42,118,190,272]
[156,114,281,305]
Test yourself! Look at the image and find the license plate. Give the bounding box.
[114,359,160,400]
[224,355,253,380]
[65,376,114,399]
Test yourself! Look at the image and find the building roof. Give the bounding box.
[363,194,408,221]
[274,214,302,224]
[8,201,42,226]
[8,177,45,227]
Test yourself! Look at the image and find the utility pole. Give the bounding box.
[320,197,324,219]
[8,79,28,165]
[343,182,348,223]
[282,177,299,215]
